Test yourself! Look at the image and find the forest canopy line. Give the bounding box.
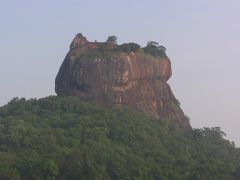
[0,96,239,180]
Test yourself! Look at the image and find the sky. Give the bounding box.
[0,0,239,146]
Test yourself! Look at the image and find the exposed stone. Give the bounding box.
[55,34,191,131]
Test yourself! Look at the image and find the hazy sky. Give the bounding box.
[0,0,239,146]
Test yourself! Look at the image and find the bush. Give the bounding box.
[106,36,117,44]
[118,43,140,53]
[143,41,167,57]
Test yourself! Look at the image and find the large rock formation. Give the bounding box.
[55,34,191,131]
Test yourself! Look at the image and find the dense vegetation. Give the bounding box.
[118,43,141,53]
[143,41,167,58]
[77,42,141,60]
[76,35,167,60]
[0,96,239,180]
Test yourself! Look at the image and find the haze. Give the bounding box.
[0,0,239,146]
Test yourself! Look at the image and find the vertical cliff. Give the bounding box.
[55,34,191,131]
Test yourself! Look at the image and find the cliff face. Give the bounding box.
[55,34,191,131]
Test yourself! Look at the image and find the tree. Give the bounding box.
[118,43,140,53]
[0,96,240,179]
[143,41,167,57]
[147,41,159,47]
[158,45,166,52]
[106,36,117,44]
[0,166,21,180]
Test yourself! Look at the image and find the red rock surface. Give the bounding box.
[55,34,191,131]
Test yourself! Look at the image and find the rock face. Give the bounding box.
[55,34,191,131]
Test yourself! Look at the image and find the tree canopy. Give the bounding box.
[118,43,141,53]
[0,96,239,179]
[143,41,167,57]
[106,36,117,44]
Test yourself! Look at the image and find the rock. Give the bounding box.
[55,34,191,131]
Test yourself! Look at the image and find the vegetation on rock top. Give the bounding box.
[78,35,167,59]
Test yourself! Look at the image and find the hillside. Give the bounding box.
[0,96,239,180]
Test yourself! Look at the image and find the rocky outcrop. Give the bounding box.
[55,34,191,131]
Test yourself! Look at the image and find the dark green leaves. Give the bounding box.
[0,96,239,179]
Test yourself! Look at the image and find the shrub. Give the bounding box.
[143,41,167,57]
[118,43,140,53]
[106,36,117,44]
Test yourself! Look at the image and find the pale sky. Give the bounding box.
[0,0,239,146]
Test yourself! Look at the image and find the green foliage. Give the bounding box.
[0,96,239,179]
[143,41,167,57]
[106,36,117,44]
[118,43,141,53]
[75,37,169,59]
[76,47,121,62]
